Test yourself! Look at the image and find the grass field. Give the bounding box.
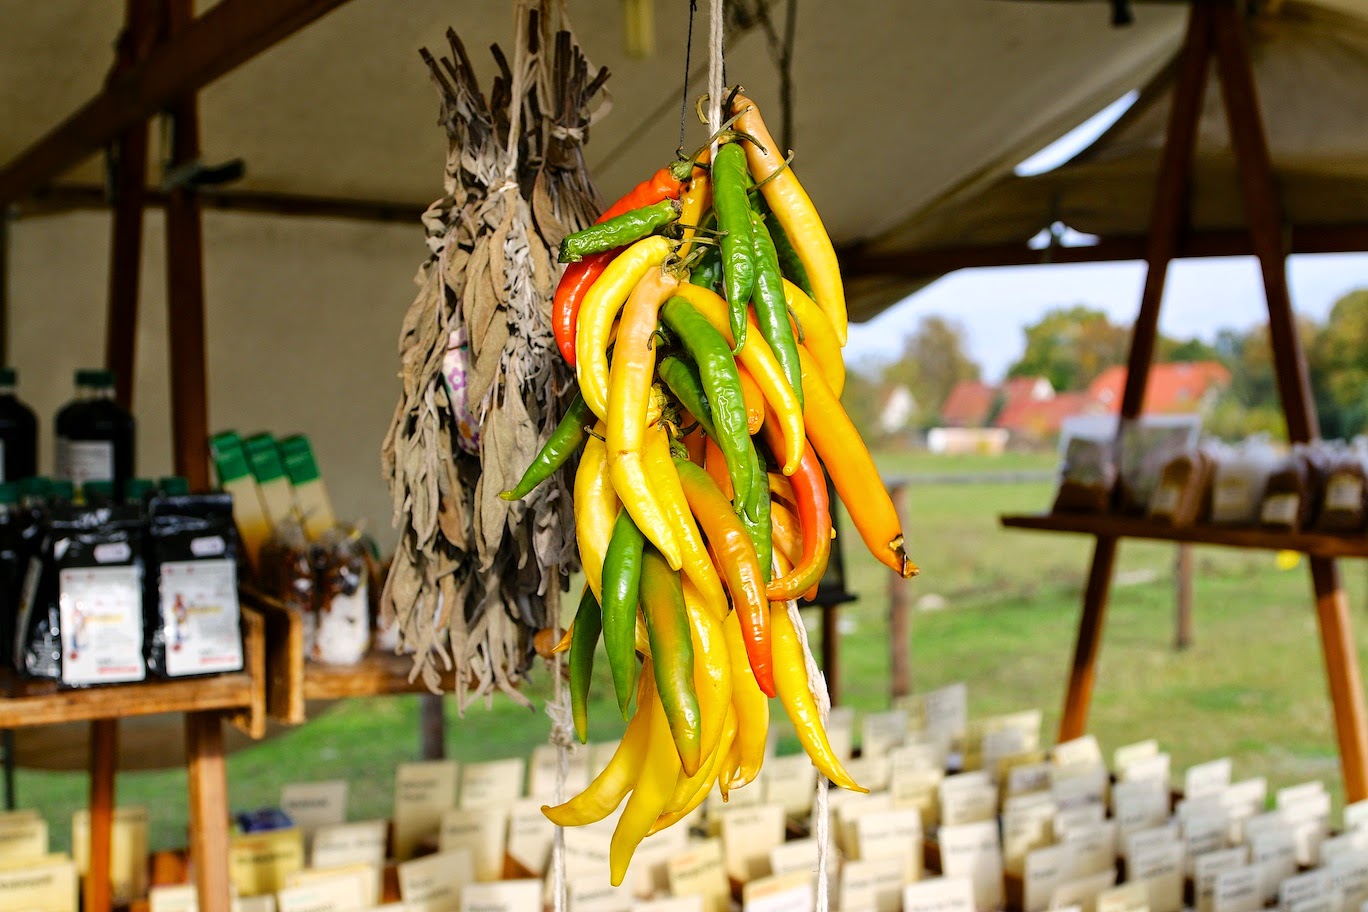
[18,449,1368,851]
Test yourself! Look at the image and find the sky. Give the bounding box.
[841,89,1368,383]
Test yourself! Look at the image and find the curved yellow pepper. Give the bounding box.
[783,279,845,397]
[609,659,681,886]
[574,422,618,603]
[646,427,728,618]
[651,706,738,833]
[721,608,769,791]
[683,579,733,766]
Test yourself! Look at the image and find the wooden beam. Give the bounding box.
[164,0,210,491]
[0,0,357,206]
[1059,537,1118,741]
[16,184,427,225]
[85,719,119,912]
[185,712,232,912]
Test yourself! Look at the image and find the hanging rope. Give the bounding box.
[784,596,832,909]
[679,0,698,151]
[707,0,725,157]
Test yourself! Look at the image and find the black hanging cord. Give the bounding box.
[752,0,798,150]
[679,0,699,150]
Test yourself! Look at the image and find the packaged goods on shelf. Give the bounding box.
[1117,418,1200,515]
[211,431,273,569]
[244,433,301,531]
[0,368,37,484]
[1051,436,1115,514]
[1207,439,1280,525]
[1314,440,1368,533]
[1259,445,1320,533]
[1148,449,1214,527]
[54,369,135,494]
[279,435,336,541]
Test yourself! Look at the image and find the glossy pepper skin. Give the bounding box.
[660,297,754,512]
[542,671,656,826]
[601,511,645,718]
[500,392,593,500]
[676,169,713,259]
[741,443,773,584]
[559,198,682,263]
[783,279,845,397]
[609,660,680,886]
[748,209,805,410]
[574,423,618,602]
[688,220,724,293]
[711,142,756,351]
[798,347,918,579]
[650,705,737,834]
[721,608,769,790]
[682,578,732,766]
[552,166,685,365]
[730,93,847,344]
[771,601,866,793]
[639,548,702,776]
[576,235,673,420]
[569,586,603,743]
[736,366,765,434]
[757,194,815,300]
[672,458,775,697]
[762,414,832,600]
[605,266,684,570]
[644,426,728,620]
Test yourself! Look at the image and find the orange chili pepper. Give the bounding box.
[736,365,765,435]
[762,411,833,600]
[703,436,734,501]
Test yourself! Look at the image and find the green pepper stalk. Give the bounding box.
[500,392,594,501]
[602,511,646,718]
[559,199,683,264]
[639,547,703,776]
[569,586,604,743]
[711,143,756,351]
[748,209,805,410]
[741,439,773,583]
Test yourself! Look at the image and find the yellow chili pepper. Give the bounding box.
[645,426,728,619]
[576,235,673,419]
[798,347,917,578]
[721,608,769,790]
[770,601,866,793]
[677,168,712,259]
[769,497,803,569]
[730,94,847,344]
[542,671,656,827]
[607,266,684,570]
[736,365,765,435]
[783,279,845,397]
[651,706,738,833]
[683,578,732,765]
[671,282,805,474]
[609,659,682,886]
[574,422,618,602]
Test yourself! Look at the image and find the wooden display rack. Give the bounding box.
[1000,1,1368,802]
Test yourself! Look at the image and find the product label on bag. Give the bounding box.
[160,558,242,676]
[56,439,114,487]
[58,565,144,685]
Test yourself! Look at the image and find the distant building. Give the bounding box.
[878,384,918,435]
[939,381,996,428]
[1087,361,1231,414]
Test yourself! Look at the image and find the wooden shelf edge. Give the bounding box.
[0,672,255,730]
[1000,513,1368,558]
[302,650,453,701]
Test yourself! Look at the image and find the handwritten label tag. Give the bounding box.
[630,898,704,912]
[1193,846,1248,912]
[230,829,305,897]
[666,839,729,912]
[827,706,855,761]
[1344,800,1368,832]
[568,875,633,912]
[768,837,837,880]
[1024,843,1079,912]
[439,806,509,881]
[862,710,910,760]
[1278,870,1330,911]
[149,884,198,912]
[939,820,1004,912]
[742,871,814,912]
[1328,849,1368,912]
[276,869,370,912]
[838,856,905,912]
[843,755,891,793]
[832,791,894,856]
[1113,740,1159,776]
[310,820,387,869]
[1183,810,1231,870]
[529,744,588,800]
[0,814,47,865]
[939,780,997,827]
[458,758,524,809]
[563,826,613,876]
[0,855,78,912]
[1007,762,1053,798]
[1128,840,1184,912]
[286,864,381,906]
[1184,758,1233,800]
[1002,795,1057,875]
[394,761,458,861]
[721,804,785,881]
[903,876,976,912]
[1211,865,1262,912]
[1051,765,1109,810]
[892,765,943,828]
[506,798,555,876]
[1054,735,1103,769]
[73,805,149,904]
[1280,788,1331,866]
[281,781,349,835]
[1248,823,1296,902]
[763,754,817,816]
[1063,821,1118,877]
[854,808,923,883]
[920,683,969,742]
[1112,779,1169,840]
[1096,881,1149,912]
[1048,868,1117,912]
[397,848,475,912]
[981,727,1030,784]
[459,879,541,912]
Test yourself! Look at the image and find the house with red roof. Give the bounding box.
[1087,361,1231,414]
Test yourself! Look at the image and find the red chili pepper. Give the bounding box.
[762,411,832,600]
[553,167,686,365]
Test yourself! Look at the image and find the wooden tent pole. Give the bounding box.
[85,719,118,912]
[163,0,211,490]
[1210,2,1368,801]
[1059,2,1213,741]
[185,713,232,912]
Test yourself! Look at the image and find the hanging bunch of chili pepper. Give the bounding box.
[503,90,919,885]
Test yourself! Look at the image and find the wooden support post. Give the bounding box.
[887,482,912,700]
[420,695,446,760]
[822,604,840,707]
[185,712,231,912]
[1059,2,1212,741]
[1174,545,1193,650]
[85,718,119,912]
[1211,1,1368,799]
[163,0,211,490]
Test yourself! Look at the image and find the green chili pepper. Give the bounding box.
[711,143,756,351]
[639,547,702,776]
[500,392,594,500]
[559,199,683,263]
[757,195,815,300]
[658,355,719,441]
[688,213,723,292]
[741,440,773,582]
[748,209,805,410]
[660,297,754,515]
[569,586,603,743]
[602,511,645,719]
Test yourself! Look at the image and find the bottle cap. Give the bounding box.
[159,476,190,496]
[49,480,76,502]
[209,432,253,484]
[279,436,322,485]
[123,478,155,501]
[243,433,288,484]
[83,480,115,501]
[75,368,115,388]
[0,368,16,386]
[17,477,48,500]
[0,483,18,505]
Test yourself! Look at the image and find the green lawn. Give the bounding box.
[18,449,1368,852]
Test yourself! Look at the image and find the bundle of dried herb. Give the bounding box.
[381,5,608,707]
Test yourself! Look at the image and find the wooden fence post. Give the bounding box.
[888,482,912,699]
[1174,544,1193,650]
